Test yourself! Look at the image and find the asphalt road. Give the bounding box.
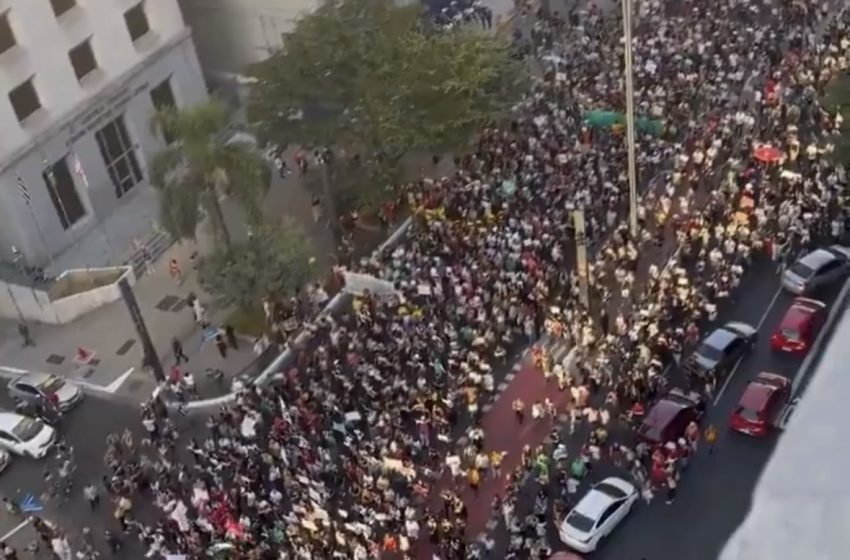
[551,264,845,560]
[0,391,192,557]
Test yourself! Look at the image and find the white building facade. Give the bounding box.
[0,0,207,271]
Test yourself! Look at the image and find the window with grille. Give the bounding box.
[95,116,144,198]
[150,78,177,143]
[124,3,150,43]
[8,78,41,123]
[0,12,16,55]
[50,0,76,17]
[69,39,97,82]
[42,157,86,230]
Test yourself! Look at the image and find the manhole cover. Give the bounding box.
[171,299,188,313]
[46,354,65,365]
[155,295,180,311]
[88,358,100,367]
[116,339,136,356]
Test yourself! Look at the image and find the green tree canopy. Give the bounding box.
[247,0,522,159]
[149,100,270,247]
[197,219,315,312]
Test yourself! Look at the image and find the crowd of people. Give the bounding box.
[26,0,850,559]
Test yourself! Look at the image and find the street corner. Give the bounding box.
[0,510,40,557]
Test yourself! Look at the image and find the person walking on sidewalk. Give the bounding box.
[225,324,239,350]
[18,323,34,347]
[0,542,17,560]
[168,258,183,285]
[214,331,228,359]
[172,337,188,364]
[512,398,525,423]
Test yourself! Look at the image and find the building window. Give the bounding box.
[43,157,86,230]
[95,116,143,198]
[8,78,41,124]
[69,39,97,82]
[150,78,177,143]
[0,12,16,55]
[124,3,150,43]
[49,0,76,17]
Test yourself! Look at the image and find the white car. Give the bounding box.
[0,449,9,472]
[0,412,57,459]
[559,477,638,552]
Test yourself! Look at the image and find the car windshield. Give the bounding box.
[38,376,65,393]
[696,342,724,363]
[736,407,760,422]
[780,328,800,341]
[789,262,814,279]
[566,511,596,533]
[11,417,43,441]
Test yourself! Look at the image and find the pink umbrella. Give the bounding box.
[753,144,782,163]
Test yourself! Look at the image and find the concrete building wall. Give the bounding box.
[0,0,208,269]
[178,0,320,75]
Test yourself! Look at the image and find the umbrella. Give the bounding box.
[547,552,585,560]
[753,145,782,163]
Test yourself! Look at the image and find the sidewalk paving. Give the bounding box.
[0,241,257,403]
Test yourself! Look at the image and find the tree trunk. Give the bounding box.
[208,196,232,248]
[320,162,341,240]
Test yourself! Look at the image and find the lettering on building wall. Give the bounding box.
[66,82,150,146]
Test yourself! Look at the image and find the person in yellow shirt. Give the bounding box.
[704,424,718,455]
[490,450,505,479]
[468,466,480,493]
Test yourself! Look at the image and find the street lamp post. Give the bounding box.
[621,0,639,239]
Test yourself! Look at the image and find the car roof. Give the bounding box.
[739,380,779,412]
[573,486,617,519]
[642,396,689,430]
[0,412,25,430]
[12,371,52,385]
[781,300,821,331]
[703,327,738,351]
[799,249,837,270]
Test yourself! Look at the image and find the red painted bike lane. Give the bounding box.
[416,350,573,558]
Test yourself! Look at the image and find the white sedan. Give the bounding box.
[559,477,639,553]
[0,412,57,459]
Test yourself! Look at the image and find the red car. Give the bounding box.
[637,389,705,444]
[729,372,791,437]
[770,297,827,355]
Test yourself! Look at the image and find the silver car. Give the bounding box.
[8,372,83,412]
[782,246,850,295]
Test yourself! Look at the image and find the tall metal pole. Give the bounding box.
[622,0,639,238]
[573,209,590,309]
[118,277,165,382]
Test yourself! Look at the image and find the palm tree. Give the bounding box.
[149,100,269,248]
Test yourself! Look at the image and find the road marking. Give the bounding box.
[75,366,135,395]
[0,366,27,376]
[756,284,785,330]
[713,284,785,405]
[714,356,745,406]
[1,519,30,541]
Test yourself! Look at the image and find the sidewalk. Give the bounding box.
[0,241,257,402]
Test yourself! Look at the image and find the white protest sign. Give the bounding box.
[342,271,399,298]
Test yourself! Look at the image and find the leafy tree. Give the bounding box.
[197,219,315,312]
[247,0,521,205]
[149,100,270,247]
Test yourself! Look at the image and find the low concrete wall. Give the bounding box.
[0,266,135,325]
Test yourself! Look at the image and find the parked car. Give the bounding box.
[770,297,827,355]
[729,372,791,437]
[683,321,757,380]
[0,412,57,458]
[8,372,83,412]
[782,246,850,294]
[637,389,705,444]
[0,449,10,472]
[558,477,639,552]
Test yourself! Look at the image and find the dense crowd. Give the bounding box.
[55,0,850,559]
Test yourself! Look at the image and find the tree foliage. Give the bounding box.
[197,219,314,311]
[149,100,270,246]
[247,0,522,158]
